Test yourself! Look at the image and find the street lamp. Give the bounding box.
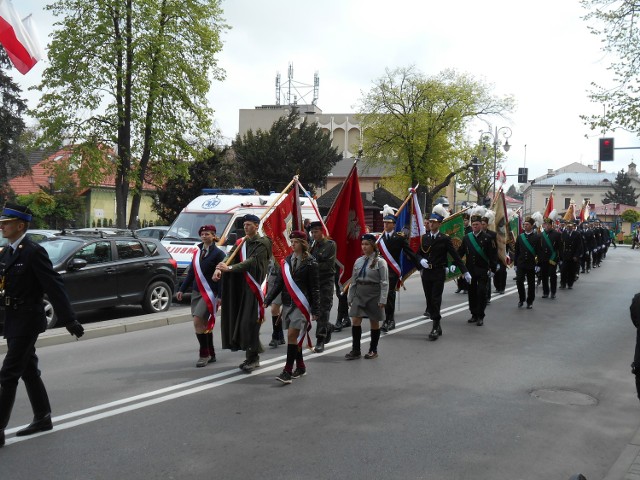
[480,126,512,197]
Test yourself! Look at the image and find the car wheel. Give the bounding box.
[142,281,172,314]
[44,297,58,328]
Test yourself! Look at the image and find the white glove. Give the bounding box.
[463,272,472,283]
[514,266,517,273]
[534,266,540,273]
[592,249,597,254]
[496,264,501,272]
[420,259,429,269]
[449,265,457,273]
[488,270,495,278]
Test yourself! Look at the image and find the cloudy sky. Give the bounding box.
[14,0,640,188]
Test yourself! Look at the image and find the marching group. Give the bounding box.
[181,205,616,386]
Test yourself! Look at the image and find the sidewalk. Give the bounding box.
[604,426,640,480]
[0,306,192,354]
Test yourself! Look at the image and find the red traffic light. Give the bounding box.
[599,137,614,161]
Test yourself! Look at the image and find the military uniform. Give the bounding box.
[482,227,498,304]
[458,230,497,325]
[538,226,562,298]
[514,229,541,307]
[309,236,336,352]
[560,226,583,289]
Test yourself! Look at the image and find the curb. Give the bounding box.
[0,306,192,354]
[604,426,640,480]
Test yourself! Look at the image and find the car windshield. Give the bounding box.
[165,213,232,240]
[41,238,86,264]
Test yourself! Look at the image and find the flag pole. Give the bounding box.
[223,176,297,265]
[296,178,329,235]
[393,184,420,219]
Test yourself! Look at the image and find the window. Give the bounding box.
[564,198,572,209]
[544,197,549,206]
[116,240,146,260]
[74,241,112,264]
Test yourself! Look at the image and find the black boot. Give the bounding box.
[0,386,17,448]
[428,320,442,341]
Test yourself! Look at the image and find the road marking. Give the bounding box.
[4,284,520,446]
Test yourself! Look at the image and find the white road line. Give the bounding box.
[5,283,520,446]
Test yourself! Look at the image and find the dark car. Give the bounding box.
[14,233,178,328]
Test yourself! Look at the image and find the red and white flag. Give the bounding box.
[0,1,45,74]
[262,187,300,263]
[543,189,554,219]
[324,163,366,288]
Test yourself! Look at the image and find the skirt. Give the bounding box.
[190,289,211,320]
[280,304,309,331]
[348,283,385,322]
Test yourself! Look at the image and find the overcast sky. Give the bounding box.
[14,0,640,189]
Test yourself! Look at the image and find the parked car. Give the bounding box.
[1,232,178,328]
[135,226,169,240]
[0,229,63,247]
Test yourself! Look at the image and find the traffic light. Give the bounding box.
[518,167,528,183]
[599,137,614,161]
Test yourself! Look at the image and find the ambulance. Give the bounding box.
[161,188,321,287]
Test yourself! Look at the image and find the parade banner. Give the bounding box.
[396,187,426,285]
[262,187,297,263]
[564,203,576,222]
[491,190,510,266]
[439,211,466,282]
[543,186,555,219]
[325,162,366,287]
[509,215,520,241]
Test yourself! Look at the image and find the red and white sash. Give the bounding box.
[240,241,265,321]
[192,248,217,332]
[281,257,313,348]
[377,235,402,290]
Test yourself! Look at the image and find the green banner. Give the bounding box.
[509,217,520,241]
[439,213,465,282]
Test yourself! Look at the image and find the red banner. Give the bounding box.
[262,188,298,263]
[324,164,366,287]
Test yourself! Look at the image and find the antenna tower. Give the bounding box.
[274,63,319,106]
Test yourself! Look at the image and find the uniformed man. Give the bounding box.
[539,217,562,299]
[416,207,469,340]
[215,214,272,373]
[455,213,472,294]
[458,214,498,326]
[481,213,498,305]
[560,220,583,289]
[580,222,595,274]
[0,203,84,448]
[514,216,541,309]
[309,221,336,353]
[378,214,419,333]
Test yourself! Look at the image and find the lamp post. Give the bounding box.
[480,126,512,198]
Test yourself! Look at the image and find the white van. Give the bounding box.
[161,188,320,287]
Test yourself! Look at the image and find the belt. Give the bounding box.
[0,296,41,308]
[356,281,377,286]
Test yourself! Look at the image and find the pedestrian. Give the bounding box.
[539,217,562,299]
[560,220,583,290]
[308,221,336,353]
[631,293,640,402]
[378,213,419,333]
[0,203,84,448]
[265,260,285,348]
[265,231,319,384]
[514,216,541,309]
[416,205,469,340]
[458,213,497,326]
[176,224,226,367]
[345,234,388,360]
[214,214,272,373]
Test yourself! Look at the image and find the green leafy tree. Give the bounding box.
[356,66,515,211]
[604,169,639,206]
[506,184,523,200]
[33,0,227,228]
[581,2,640,135]
[622,209,640,223]
[0,49,29,204]
[153,144,237,223]
[232,110,342,194]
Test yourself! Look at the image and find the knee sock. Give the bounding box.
[352,325,362,352]
[296,347,306,370]
[206,332,215,357]
[196,333,208,357]
[370,328,381,352]
[285,344,297,373]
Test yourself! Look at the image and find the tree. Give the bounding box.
[232,110,343,194]
[622,208,640,223]
[34,0,227,228]
[581,2,640,135]
[153,144,237,223]
[356,66,515,211]
[0,49,29,204]
[506,184,523,201]
[455,150,506,205]
[604,169,639,206]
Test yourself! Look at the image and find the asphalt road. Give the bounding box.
[1,246,638,480]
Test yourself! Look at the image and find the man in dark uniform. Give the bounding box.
[215,214,272,373]
[539,217,562,299]
[630,293,640,402]
[514,216,541,309]
[455,213,472,294]
[378,214,419,333]
[580,222,595,274]
[481,214,498,305]
[416,211,469,340]
[0,203,84,448]
[560,220,583,289]
[309,221,336,353]
[458,214,497,326]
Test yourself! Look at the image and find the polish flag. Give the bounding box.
[0,0,45,74]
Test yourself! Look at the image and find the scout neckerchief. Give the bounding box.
[281,257,313,348]
[519,232,536,256]
[239,239,265,322]
[467,232,489,263]
[541,231,557,264]
[192,245,217,332]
